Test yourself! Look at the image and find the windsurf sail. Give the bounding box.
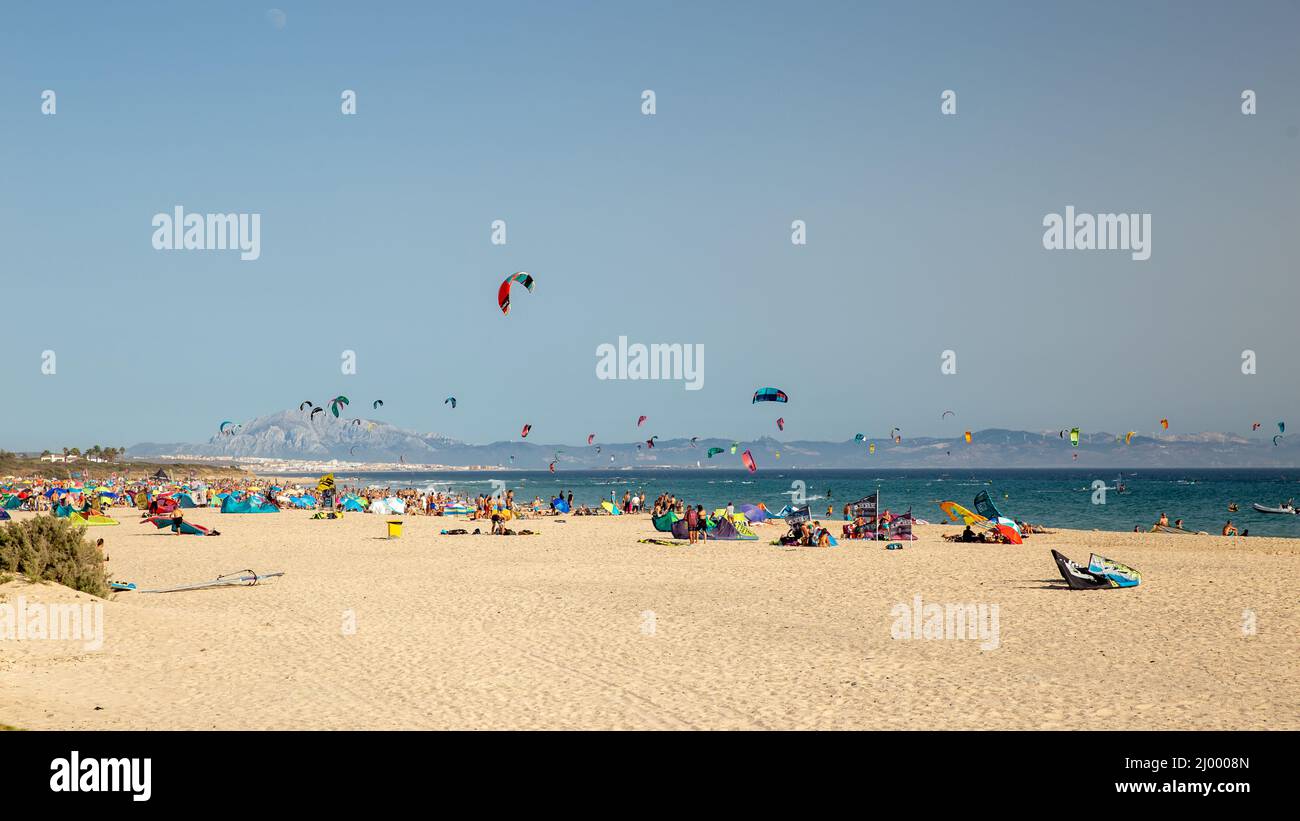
[139,569,284,594]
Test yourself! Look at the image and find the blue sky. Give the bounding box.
[2,1,1298,450]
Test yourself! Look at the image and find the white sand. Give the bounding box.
[1,509,1295,729]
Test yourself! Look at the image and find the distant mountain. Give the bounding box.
[127,411,1300,468]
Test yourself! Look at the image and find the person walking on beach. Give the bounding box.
[696,505,708,542]
[685,503,699,545]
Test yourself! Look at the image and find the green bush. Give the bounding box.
[0,517,109,598]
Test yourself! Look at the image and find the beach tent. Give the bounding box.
[0,509,9,520]
[152,497,179,515]
[288,495,317,509]
[68,512,119,526]
[173,492,199,508]
[739,503,769,522]
[340,496,367,512]
[2,495,23,510]
[220,496,279,514]
[152,468,171,481]
[369,497,406,516]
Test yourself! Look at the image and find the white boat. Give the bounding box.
[1252,502,1297,515]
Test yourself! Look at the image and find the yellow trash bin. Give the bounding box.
[386,520,403,539]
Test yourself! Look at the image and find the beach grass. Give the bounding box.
[0,517,109,598]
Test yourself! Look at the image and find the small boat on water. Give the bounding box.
[1252,502,1297,515]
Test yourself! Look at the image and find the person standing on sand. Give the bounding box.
[685,503,699,544]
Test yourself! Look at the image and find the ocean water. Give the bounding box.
[324,468,1300,538]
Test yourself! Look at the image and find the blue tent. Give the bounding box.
[220,495,279,514]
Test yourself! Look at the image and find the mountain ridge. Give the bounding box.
[127,410,1300,468]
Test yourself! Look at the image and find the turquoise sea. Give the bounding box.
[329,468,1300,538]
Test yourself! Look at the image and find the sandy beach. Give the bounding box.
[1,509,1295,730]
